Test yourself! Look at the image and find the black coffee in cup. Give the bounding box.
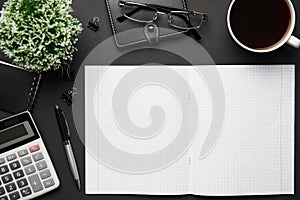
[229,0,291,50]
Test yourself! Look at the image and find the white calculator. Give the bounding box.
[0,111,60,200]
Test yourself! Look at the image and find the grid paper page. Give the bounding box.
[85,66,191,194]
[190,65,294,195]
[85,65,294,196]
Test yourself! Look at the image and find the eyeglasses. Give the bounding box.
[117,0,208,40]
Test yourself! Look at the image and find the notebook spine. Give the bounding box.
[27,74,42,111]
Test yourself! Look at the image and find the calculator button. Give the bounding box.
[36,161,47,171]
[8,191,20,200]
[5,182,16,193]
[0,158,5,165]
[20,157,32,166]
[0,187,5,195]
[0,196,8,200]
[40,169,51,180]
[6,154,16,162]
[9,161,20,171]
[17,149,28,158]
[43,178,55,188]
[29,145,40,153]
[28,174,43,192]
[20,187,32,197]
[13,170,24,180]
[1,174,13,184]
[32,152,44,162]
[24,165,36,175]
[16,178,28,189]
[0,166,9,175]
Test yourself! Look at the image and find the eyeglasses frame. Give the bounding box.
[118,0,208,31]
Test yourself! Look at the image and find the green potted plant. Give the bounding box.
[0,0,82,73]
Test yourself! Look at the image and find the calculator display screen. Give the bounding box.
[0,121,35,150]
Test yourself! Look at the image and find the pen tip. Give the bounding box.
[76,179,81,190]
[55,105,59,109]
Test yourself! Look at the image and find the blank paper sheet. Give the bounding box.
[85,65,294,196]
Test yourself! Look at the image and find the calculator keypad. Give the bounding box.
[20,157,32,167]
[24,165,35,176]
[20,187,31,197]
[29,146,40,153]
[43,179,54,188]
[0,187,5,195]
[28,175,43,193]
[8,192,19,200]
[0,166,9,175]
[0,196,8,200]
[9,162,20,171]
[0,144,57,200]
[16,179,27,189]
[32,153,43,162]
[1,175,12,184]
[12,171,24,180]
[5,183,16,193]
[36,161,47,171]
[16,151,27,158]
[39,170,51,180]
[6,155,16,162]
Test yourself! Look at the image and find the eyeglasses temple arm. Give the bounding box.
[170,12,202,40]
[117,7,142,23]
[188,29,202,41]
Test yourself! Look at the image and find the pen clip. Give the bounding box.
[55,105,71,141]
[61,110,71,138]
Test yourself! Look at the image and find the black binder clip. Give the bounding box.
[87,17,100,32]
[59,62,75,81]
[61,87,78,105]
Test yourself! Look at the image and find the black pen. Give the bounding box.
[55,105,81,190]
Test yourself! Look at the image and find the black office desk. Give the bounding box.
[0,0,299,200]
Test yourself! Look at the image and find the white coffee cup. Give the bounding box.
[227,0,300,53]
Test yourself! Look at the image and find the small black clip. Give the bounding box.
[59,62,75,81]
[60,87,78,105]
[87,17,100,32]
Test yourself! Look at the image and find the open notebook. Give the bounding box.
[85,65,294,196]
